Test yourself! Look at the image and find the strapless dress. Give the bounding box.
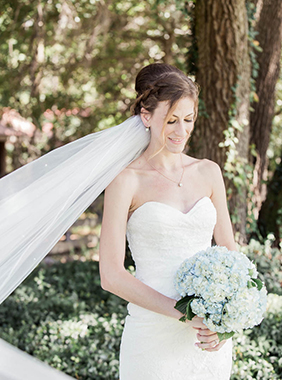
[119,196,232,379]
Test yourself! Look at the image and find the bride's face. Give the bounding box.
[144,97,195,154]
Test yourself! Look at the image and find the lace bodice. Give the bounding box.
[126,196,217,299]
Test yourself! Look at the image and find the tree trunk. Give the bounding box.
[191,0,251,243]
[258,151,282,246]
[249,0,282,219]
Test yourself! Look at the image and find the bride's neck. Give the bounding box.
[144,147,183,171]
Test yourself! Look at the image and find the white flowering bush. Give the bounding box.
[174,246,268,341]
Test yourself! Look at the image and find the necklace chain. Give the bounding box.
[146,155,185,187]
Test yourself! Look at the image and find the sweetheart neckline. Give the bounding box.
[127,196,214,225]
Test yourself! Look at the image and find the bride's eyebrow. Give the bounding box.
[172,113,194,118]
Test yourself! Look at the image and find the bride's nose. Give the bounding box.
[175,120,189,137]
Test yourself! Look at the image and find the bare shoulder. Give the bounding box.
[183,155,221,176]
[102,167,138,232]
[183,155,224,197]
[106,165,139,200]
[197,158,222,176]
[105,154,146,203]
[110,153,146,187]
[198,159,227,201]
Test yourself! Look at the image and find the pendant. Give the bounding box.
[178,182,183,187]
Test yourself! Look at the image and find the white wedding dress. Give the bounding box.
[120,196,233,380]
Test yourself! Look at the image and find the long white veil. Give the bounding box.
[0,115,149,379]
[0,115,150,304]
[0,339,75,379]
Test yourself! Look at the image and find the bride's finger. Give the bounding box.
[196,333,217,343]
[195,338,220,350]
[205,340,226,352]
[196,328,216,336]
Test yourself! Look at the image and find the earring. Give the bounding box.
[145,126,150,132]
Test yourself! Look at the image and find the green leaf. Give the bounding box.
[217,331,235,342]
[186,298,196,320]
[251,278,263,291]
[179,315,187,323]
[174,295,195,315]
[247,280,256,288]
[174,295,197,321]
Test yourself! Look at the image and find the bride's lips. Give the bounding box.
[168,137,186,145]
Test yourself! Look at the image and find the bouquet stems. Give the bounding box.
[175,296,235,342]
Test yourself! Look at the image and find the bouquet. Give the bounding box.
[174,246,267,341]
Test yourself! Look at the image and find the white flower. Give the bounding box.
[191,299,206,318]
[174,246,267,334]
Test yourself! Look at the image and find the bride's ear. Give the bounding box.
[140,107,151,128]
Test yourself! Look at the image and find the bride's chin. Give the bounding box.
[165,142,186,154]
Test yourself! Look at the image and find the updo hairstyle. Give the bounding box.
[131,63,199,123]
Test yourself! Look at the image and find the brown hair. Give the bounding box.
[131,63,199,122]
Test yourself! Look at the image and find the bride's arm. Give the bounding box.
[99,168,183,320]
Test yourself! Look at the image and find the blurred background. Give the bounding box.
[0,0,281,379]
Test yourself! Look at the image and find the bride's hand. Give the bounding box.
[189,316,226,352]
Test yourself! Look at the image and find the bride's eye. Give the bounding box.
[185,119,193,123]
[167,120,177,124]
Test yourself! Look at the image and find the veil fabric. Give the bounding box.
[0,338,75,379]
[0,115,150,304]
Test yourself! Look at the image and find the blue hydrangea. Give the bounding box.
[174,246,268,334]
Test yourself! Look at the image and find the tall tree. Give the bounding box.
[191,0,251,243]
[249,0,282,218]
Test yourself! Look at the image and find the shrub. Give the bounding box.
[0,261,127,379]
[231,294,282,380]
[241,238,282,295]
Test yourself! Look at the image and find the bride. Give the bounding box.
[0,62,236,379]
[99,63,236,379]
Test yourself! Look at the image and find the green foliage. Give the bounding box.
[0,261,127,379]
[1,0,193,169]
[0,239,281,379]
[219,81,253,229]
[240,238,282,296]
[231,294,282,380]
[269,92,282,174]
[246,0,263,105]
